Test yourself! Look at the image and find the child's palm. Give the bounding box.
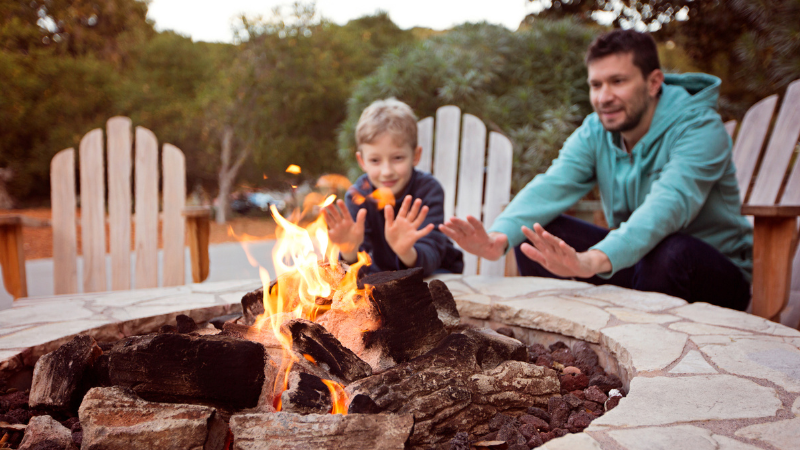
[385,196,434,256]
[324,201,365,255]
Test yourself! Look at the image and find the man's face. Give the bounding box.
[588,52,660,133]
[356,132,421,200]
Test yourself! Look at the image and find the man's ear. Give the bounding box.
[648,69,665,98]
[412,146,422,166]
[356,151,366,171]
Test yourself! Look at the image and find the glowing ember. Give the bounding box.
[285,164,302,174]
[350,187,395,210]
[321,379,348,415]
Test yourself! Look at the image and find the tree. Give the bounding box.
[338,19,600,194]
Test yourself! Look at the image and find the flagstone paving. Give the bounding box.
[1,275,799,449]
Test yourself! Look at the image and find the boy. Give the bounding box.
[323,98,463,276]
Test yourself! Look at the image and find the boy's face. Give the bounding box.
[356,132,422,200]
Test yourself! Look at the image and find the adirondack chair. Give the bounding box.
[48,116,211,295]
[727,78,800,322]
[0,215,26,299]
[417,106,514,277]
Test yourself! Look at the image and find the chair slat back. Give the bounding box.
[417,117,434,173]
[481,132,513,277]
[51,149,77,295]
[162,144,186,287]
[106,117,132,291]
[134,126,159,289]
[79,129,107,293]
[419,106,513,276]
[456,114,487,275]
[732,95,777,201]
[749,80,800,206]
[433,106,461,222]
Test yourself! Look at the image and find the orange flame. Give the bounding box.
[348,188,395,210]
[322,379,348,415]
[286,164,302,174]
[233,191,373,414]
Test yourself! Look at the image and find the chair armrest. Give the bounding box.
[183,207,211,283]
[0,215,27,299]
[741,205,800,217]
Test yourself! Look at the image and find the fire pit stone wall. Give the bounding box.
[2,276,800,449]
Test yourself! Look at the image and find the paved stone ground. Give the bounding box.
[1,275,799,449]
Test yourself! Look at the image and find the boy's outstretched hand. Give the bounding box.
[440,215,507,261]
[384,195,435,268]
[323,199,366,263]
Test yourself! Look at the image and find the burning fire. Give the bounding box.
[235,178,375,415]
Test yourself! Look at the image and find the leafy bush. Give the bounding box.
[338,18,601,194]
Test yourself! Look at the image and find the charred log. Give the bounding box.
[29,335,102,412]
[359,268,447,366]
[428,279,460,328]
[280,372,331,415]
[107,333,266,410]
[280,319,371,384]
[461,328,529,370]
[345,333,559,448]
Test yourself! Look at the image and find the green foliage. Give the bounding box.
[212,6,416,187]
[338,19,600,194]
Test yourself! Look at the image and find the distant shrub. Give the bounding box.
[338,19,601,194]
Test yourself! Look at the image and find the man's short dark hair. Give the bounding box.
[585,29,660,77]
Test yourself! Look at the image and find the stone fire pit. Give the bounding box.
[1,276,799,449]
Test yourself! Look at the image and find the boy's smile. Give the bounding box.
[356,132,422,201]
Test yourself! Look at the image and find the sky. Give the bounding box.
[146,0,534,43]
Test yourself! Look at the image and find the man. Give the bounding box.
[440,29,752,311]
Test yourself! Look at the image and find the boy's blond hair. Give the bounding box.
[355,98,418,150]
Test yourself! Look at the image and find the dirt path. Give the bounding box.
[1,208,278,260]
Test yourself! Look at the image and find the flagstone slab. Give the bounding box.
[668,350,717,374]
[453,293,492,319]
[463,276,591,299]
[600,324,687,372]
[493,296,610,343]
[735,417,800,450]
[605,308,681,324]
[793,397,800,416]
[190,279,261,294]
[575,285,686,312]
[0,319,114,350]
[697,338,800,393]
[0,301,93,326]
[672,303,800,336]
[608,425,760,450]
[590,375,781,427]
[668,322,753,336]
[219,291,251,306]
[89,288,190,307]
[541,432,602,450]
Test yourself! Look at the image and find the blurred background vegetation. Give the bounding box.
[1,0,798,218]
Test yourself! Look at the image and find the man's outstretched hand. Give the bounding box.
[440,215,507,261]
[520,223,611,278]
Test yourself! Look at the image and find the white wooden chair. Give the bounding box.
[49,116,210,295]
[725,78,800,325]
[417,106,514,277]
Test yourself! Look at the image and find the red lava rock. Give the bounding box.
[566,410,594,432]
[508,445,528,450]
[526,432,544,448]
[584,385,608,404]
[589,373,622,392]
[551,348,576,366]
[573,342,601,373]
[559,372,590,392]
[549,342,569,352]
[562,393,584,411]
[479,431,499,442]
[518,423,537,439]
[547,397,570,429]
[5,408,32,424]
[528,343,549,360]
[0,391,29,411]
[448,431,470,450]
[539,431,555,444]
[497,423,527,446]
[582,400,602,413]
[605,395,622,411]
[0,413,20,424]
[518,415,549,432]
[535,354,554,368]
[562,366,581,375]
[552,428,568,438]
[526,406,551,424]
[570,390,586,400]
[489,413,518,431]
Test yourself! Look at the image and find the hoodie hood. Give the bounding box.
[645,73,722,143]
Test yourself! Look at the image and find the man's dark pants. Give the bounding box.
[514,215,751,311]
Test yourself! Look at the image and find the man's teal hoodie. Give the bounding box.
[489,73,754,280]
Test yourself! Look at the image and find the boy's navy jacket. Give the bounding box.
[344,169,464,276]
